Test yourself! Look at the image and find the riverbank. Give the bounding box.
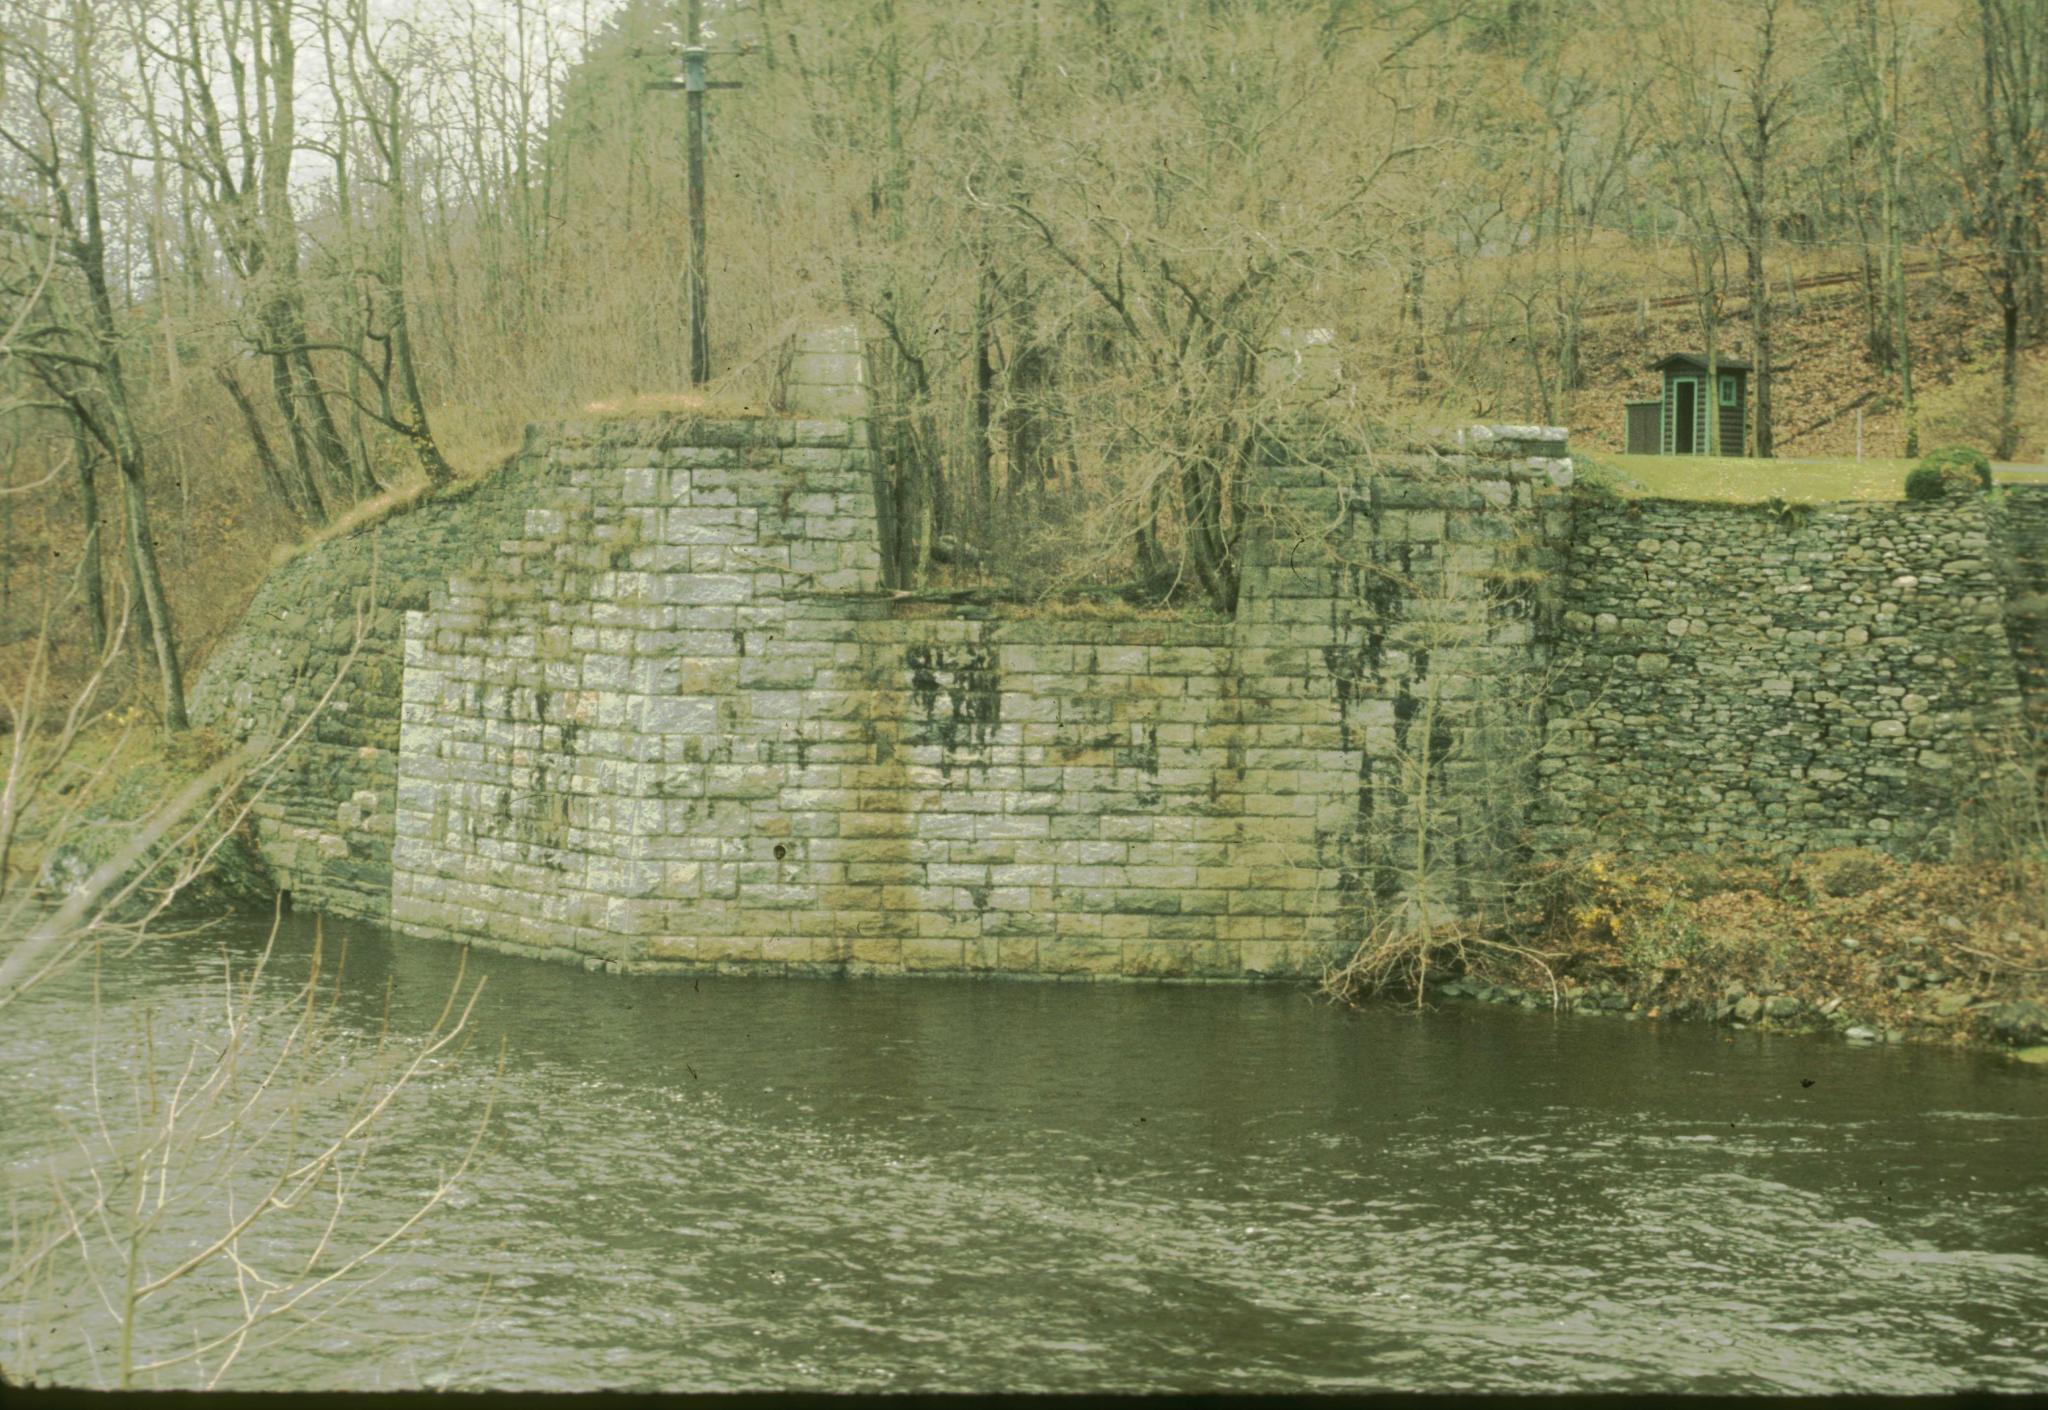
[11,719,2043,1064]
[1356,849,2048,1062]
[0,714,268,919]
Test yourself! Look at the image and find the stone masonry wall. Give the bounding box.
[1536,493,2025,858]
[389,416,888,966]
[191,432,568,920]
[734,606,1247,978]
[1235,427,1570,956]
[1991,483,2048,755]
[384,418,1564,977]
[199,401,2036,979]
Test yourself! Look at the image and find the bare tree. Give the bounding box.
[1643,0,1739,455]
[0,0,190,729]
[1,913,494,1388]
[132,0,347,520]
[1963,0,2047,460]
[323,0,454,489]
[979,11,1434,610]
[1717,0,1796,458]
[1842,0,1922,454]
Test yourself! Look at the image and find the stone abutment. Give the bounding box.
[194,411,2037,978]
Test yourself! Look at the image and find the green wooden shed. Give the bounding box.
[1623,353,1749,456]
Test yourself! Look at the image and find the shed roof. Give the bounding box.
[1653,352,1752,373]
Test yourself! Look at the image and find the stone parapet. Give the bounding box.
[776,324,867,419]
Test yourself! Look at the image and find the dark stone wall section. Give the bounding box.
[1992,484,2048,757]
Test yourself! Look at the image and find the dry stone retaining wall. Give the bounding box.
[1536,494,2025,857]
[1992,484,2048,754]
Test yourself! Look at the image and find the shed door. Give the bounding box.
[1672,378,1699,454]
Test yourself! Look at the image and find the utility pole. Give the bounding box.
[647,1,745,384]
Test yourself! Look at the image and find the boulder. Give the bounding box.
[1989,999,2048,1046]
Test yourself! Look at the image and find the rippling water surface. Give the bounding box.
[4,914,2045,1392]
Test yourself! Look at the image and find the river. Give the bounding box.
[3,912,2043,1392]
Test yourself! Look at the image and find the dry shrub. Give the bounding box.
[1953,727,2048,932]
[1320,909,1564,1009]
[1527,854,1738,981]
[1797,847,1900,899]
[1515,845,2048,1029]
[1660,851,1785,901]
[1956,733,2048,863]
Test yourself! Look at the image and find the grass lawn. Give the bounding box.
[1592,453,2040,503]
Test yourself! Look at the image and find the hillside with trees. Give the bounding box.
[2,0,2044,721]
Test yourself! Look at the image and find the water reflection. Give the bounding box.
[3,913,2044,1392]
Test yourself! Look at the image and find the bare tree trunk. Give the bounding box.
[1855,206,1888,367]
[1179,348,1244,614]
[1749,236,1773,456]
[217,366,312,520]
[69,418,107,657]
[971,266,996,518]
[1887,152,1917,457]
[1135,473,1167,588]
[1515,293,1556,424]
[379,134,456,493]
[1999,298,2022,460]
[1002,321,1059,496]
[117,458,188,730]
[1741,0,1783,458]
[50,0,189,729]
[1857,0,1918,454]
[290,342,366,495]
[319,8,368,484]
[341,2,454,490]
[1683,233,1725,456]
[1974,0,2046,462]
[256,0,359,499]
[1405,247,1428,385]
[262,325,325,513]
